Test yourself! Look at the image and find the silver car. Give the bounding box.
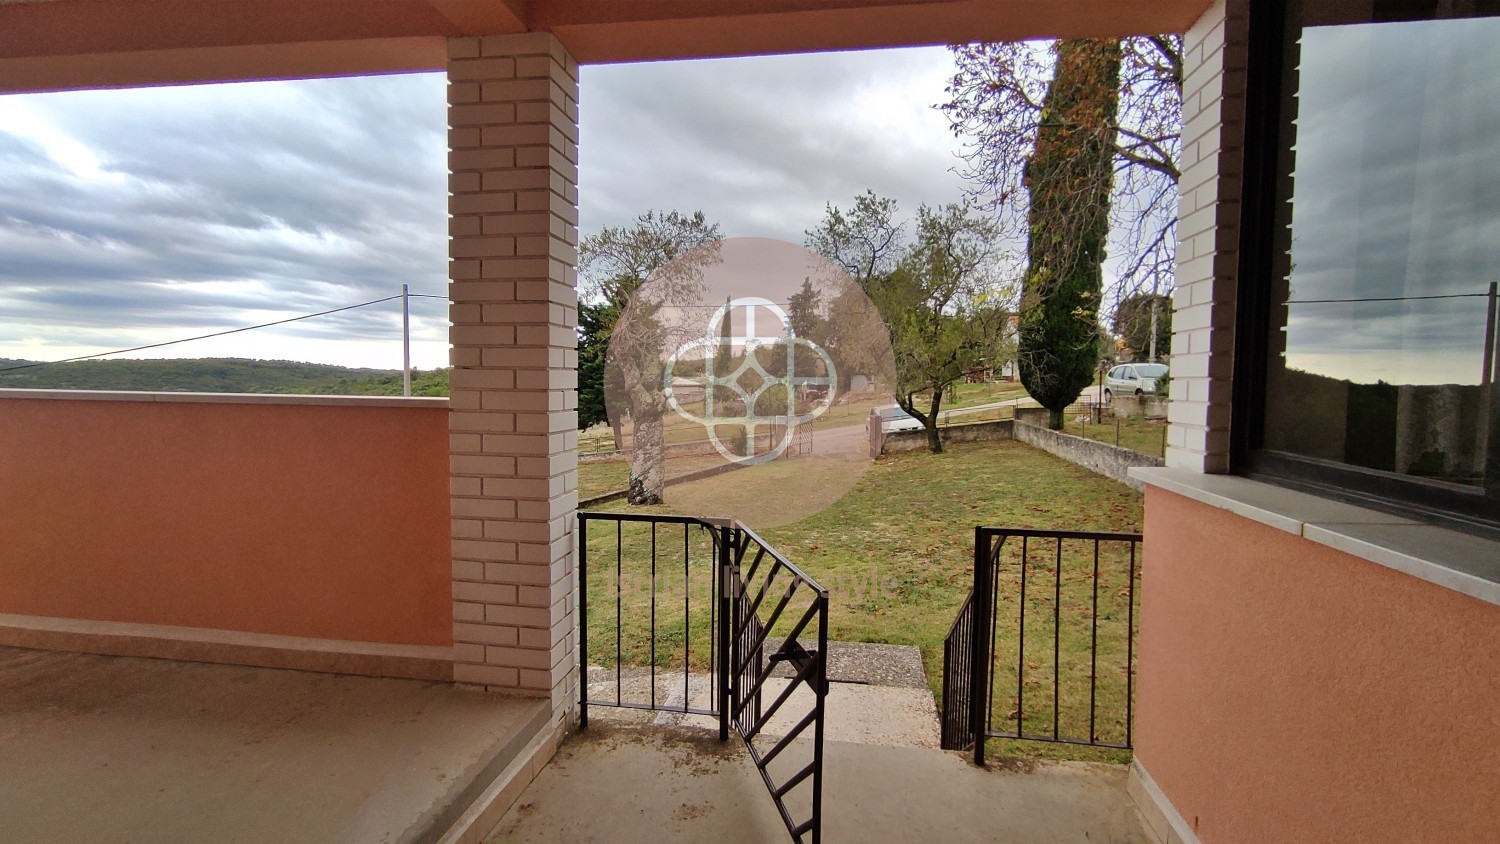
[1104,363,1168,401]
[876,404,924,432]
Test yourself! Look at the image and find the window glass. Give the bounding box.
[1264,4,1500,491]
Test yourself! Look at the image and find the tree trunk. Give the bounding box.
[925,388,946,454]
[1048,406,1065,430]
[610,415,624,452]
[925,421,943,454]
[627,408,665,505]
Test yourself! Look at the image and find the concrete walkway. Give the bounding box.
[0,646,547,844]
[485,721,1154,843]
[586,640,942,748]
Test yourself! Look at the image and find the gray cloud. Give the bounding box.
[579,48,966,242]
[0,72,452,356]
[1,48,965,364]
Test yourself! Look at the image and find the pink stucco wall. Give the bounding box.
[1136,487,1500,842]
[0,395,452,646]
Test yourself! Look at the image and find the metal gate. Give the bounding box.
[579,511,828,844]
[941,527,1141,765]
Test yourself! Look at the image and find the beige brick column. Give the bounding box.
[447,32,580,713]
[1167,0,1247,474]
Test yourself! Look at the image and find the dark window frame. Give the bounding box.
[1233,0,1500,539]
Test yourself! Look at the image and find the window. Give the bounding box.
[1240,0,1500,535]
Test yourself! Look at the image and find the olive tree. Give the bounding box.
[580,210,721,504]
[879,203,1010,453]
[809,196,1011,453]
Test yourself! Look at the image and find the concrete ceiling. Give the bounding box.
[0,0,1212,92]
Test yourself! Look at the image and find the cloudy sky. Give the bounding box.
[0,47,965,370]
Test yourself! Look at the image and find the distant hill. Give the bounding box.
[0,357,451,397]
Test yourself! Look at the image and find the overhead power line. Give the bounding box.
[1285,292,1490,305]
[0,290,443,374]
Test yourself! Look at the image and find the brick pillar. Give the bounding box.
[1168,0,1247,474]
[447,33,580,714]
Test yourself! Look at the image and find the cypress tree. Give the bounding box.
[1018,39,1122,429]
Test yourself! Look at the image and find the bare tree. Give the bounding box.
[944,36,1182,308]
[580,210,723,306]
[804,190,905,291]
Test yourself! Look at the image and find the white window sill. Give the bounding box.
[1129,467,1500,608]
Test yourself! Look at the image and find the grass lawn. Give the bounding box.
[578,459,631,500]
[936,404,1018,426]
[579,440,1142,762]
[936,380,1030,410]
[1064,414,1168,458]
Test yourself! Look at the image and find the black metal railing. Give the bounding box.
[939,591,977,751]
[727,524,828,844]
[578,511,827,844]
[941,527,1141,766]
[578,512,731,738]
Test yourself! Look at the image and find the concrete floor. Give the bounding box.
[485,721,785,843]
[487,721,1155,843]
[0,646,547,844]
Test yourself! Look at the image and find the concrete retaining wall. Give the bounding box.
[578,459,751,508]
[1014,406,1051,428]
[1109,394,1169,419]
[580,431,775,462]
[876,419,1015,455]
[1012,416,1164,491]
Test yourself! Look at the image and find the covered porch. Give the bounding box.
[6,1,1496,843]
[0,644,1154,843]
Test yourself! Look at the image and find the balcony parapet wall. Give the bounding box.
[0,390,453,679]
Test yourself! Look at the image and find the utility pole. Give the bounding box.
[1147,278,1160,363]
[1483,281,1497,388]
[402,283,411,397]
[1148,298,1158,363]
